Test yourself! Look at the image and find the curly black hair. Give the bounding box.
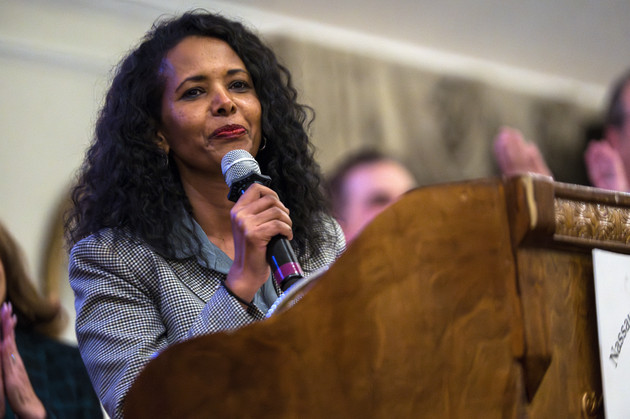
[66,10,331,260]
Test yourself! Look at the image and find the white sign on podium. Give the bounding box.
[592,249,630,419]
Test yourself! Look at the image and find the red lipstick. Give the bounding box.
[211,124,247,139]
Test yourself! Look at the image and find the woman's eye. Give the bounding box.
[182,87,204,99]
[230,80,251,91]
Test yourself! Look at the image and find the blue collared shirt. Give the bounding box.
[168,212,280,314]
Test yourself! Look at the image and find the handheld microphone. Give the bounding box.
[221,149,304,291]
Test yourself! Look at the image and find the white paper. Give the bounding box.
[592,249,630,419]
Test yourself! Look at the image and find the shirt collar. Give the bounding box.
[166,211,231,274]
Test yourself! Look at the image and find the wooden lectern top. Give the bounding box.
[125,175,627,418]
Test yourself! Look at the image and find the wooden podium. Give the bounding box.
[125,175,627,418]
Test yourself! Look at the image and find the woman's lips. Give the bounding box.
[210,125,247,139]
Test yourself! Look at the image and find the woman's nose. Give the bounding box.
[211,88,236,116]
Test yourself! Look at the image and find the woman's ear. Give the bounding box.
[156,132,170,154]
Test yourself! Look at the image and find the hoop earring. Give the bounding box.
[161,151,169,168]
[259,136,267,151]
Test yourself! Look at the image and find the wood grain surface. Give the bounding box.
[125,175,624,418]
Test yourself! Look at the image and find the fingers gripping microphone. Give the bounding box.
[221,149,304,291]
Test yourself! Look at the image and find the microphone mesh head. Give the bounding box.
[221,149,261,188]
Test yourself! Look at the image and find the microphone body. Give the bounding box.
[221,149,304,291]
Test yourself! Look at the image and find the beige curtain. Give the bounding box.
[267,35,598,186]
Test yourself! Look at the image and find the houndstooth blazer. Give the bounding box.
[69,215,345,419]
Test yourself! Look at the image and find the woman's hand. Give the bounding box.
[584,140,629,192]
[225,183,293,303]
[0,302,46,419]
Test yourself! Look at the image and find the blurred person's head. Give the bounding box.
[605,70,630,174]
[326,150,416,243]
[0,221,64,337]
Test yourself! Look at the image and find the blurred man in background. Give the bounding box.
[326,150,417,244]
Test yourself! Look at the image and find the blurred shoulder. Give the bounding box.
[16,328,81,358]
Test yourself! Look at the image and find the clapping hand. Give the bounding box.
[0,302,46,419]
[493,127,553,177]
[584,140,629,192]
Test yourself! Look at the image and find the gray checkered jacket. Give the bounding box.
[69,216,345,418]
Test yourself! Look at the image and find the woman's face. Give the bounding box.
[157,36,262,180]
